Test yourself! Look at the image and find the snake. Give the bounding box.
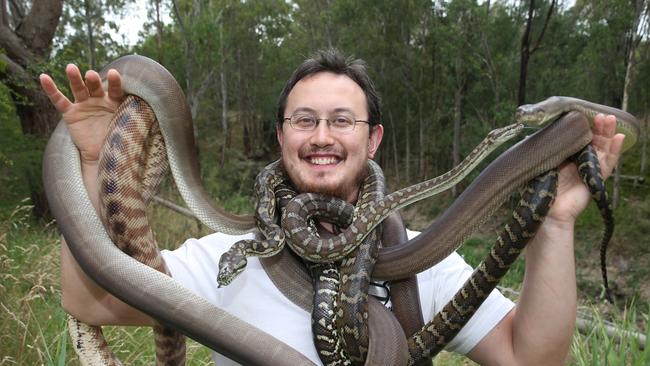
[281,123,523,263]
[260,110,639,364]
[98,95,186,365]
[43,55,317,365]
[42,54,640,365]
[275,125,594,364]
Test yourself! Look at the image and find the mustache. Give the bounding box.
[298,146,346,159]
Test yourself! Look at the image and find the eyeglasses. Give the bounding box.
[283,113,370,132]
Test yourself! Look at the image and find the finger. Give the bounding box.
[601,114,616,138]
[85,70,105,98]
[610,133,625,156]
[106,69,124,102]
[592,114,617,152]
[66,64,90,102]
[599,133,625,179]
[39,74,73,114]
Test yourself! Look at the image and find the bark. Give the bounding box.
[405,105,411,185]
[517,0,555,105]
[220,21,229,148]
[83,0,96,70]
[451,84,462,197]
[1,0,8,26]
[155,0,163,62]
[0,0,63,217]
[0,0,62,136]
[614,0,646,205]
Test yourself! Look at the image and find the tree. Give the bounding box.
[0,0,63,137]
[0,0,63,217]
[518,0,556,105]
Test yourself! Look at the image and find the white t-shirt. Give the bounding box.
[161,230,514,365]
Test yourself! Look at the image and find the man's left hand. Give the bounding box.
[546,113,626,226]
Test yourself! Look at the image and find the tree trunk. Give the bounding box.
[614,0,646,206]
[155,0,163,63]
[518,0,555,106]
[405,105,411,185]
[220,22,229,149]
[451,85,462,197]
[83,0,96,70]
[0,0,64,217]
[517,0,534,106]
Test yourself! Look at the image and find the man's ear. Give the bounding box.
[367,124,384,159]
[276,124,284,148]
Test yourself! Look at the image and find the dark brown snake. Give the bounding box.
[43,55,639,365]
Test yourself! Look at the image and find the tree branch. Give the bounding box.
[15,0,63,58]
[1,0,8,27]
[0,52,28,82]
[8,0,24,27]
[0,22,34,66]
[530,0,555,55]
[171,0,188,40]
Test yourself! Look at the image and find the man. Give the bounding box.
[40,49,624,365]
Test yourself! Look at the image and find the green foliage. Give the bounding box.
[0,83,46,217]
[3,0,650,363]
[570,302,650,365]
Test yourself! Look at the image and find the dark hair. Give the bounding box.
[276,49,382,126]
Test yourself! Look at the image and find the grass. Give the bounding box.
[1,118,648,363]
[1,192,648,365]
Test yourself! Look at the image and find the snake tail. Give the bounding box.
[407,170,558,365]
[571,145,614,302]
[68,315,123,366]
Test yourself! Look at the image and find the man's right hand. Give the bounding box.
[41,65,153,326]
[39,65,125,164]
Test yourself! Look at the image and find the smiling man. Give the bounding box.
[40,49,624,365]
[277,70,383,202]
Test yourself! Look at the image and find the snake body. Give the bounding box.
[43,54,640,365]
[100,95,186,365]
[44,56,316,365]
[282,122,523,263]
[263,110,638,365]
[407,170,558,364]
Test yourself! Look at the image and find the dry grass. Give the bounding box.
[1,192,648,365]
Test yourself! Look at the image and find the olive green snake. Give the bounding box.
[42,55,639,365]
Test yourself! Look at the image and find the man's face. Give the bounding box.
[277,72,383,203]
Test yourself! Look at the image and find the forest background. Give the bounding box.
[1,0,650,364]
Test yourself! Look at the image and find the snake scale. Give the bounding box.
[43,55,640,365]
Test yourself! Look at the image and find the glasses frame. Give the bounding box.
[282,114,371,132]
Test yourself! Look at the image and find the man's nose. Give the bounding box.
[309,119,335,146]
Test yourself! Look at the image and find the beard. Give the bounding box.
[279,155,368,203]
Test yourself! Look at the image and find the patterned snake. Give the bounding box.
[42,55,640,365]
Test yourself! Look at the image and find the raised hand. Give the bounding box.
[39,64,125,164]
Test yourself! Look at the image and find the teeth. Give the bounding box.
[309,157,339,165]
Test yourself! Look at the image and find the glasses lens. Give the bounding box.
[291,114,317,130]
[330,115,355,131]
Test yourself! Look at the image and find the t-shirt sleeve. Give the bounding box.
[408,229,515,355]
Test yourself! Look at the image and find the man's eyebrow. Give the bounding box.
[291,107,358,115]
[331,107,355,115]
[291,107,317,114]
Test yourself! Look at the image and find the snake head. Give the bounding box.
[515,104,548,126]
[217,253,247,287]
[486,123,524,144]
